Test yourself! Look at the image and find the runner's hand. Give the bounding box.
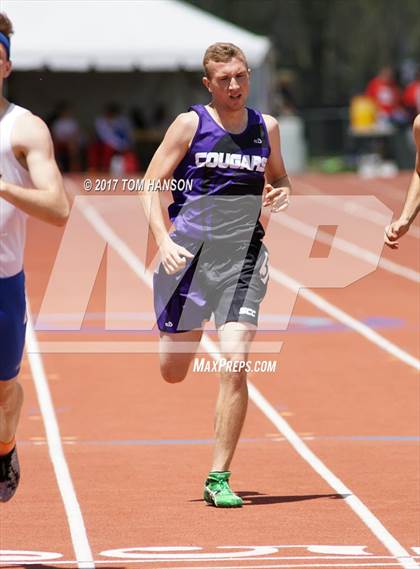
[384,218,410,249]
[263,184,290,212]
[159,235,194,275]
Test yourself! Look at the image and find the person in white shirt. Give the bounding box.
[0,12,69,502]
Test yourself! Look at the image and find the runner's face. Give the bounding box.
[203,57,250,110]
[0,46,12,90]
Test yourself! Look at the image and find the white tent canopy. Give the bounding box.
[2,0,270,71]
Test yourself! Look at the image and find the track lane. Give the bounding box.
[11,174,418,568]
[0,354,84,562]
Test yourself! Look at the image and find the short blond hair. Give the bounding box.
[203,43,248,77]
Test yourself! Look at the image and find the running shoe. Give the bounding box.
[0,446,20,502]
[203,471,243,507]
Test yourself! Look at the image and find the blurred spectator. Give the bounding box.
[131,107,147,129]
[272,71,298,117]
[365,66,402,122]
[350,94,377,131]
[50,102,82,172]
[88,103,139,172]
[152,103,168,130]
[402,69,420,121]
[274,73,306,172]
[278,77,297,115]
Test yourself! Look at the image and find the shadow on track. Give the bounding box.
[238,491,350,505]
[191,492,350,506]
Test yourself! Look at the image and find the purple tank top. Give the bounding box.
[170,104,271,242]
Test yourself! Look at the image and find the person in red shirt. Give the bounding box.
[402,70,420,121]
[365,66,402,120]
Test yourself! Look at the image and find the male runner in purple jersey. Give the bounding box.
[142,43,291,507]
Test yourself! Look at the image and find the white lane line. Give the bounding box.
[295,179,420,240]
[203,336,419,569]
[154,563,416,569]
[0,558,414,569]
[26,307,95,569]
[3,555,419,564]
[270,208,420,284]
[78,199,153,287]
[76,197,419,569]
[247,385,418,569]
[301,175,409,206]
[269,267,420,372]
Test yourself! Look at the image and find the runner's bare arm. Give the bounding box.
[401,115,420,221]
[385,115,420,248]
[415,114,420,176]
[262,114,291,212]
[0,114,69,226]
[141,111,198,274]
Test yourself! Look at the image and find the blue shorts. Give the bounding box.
[0,271,27,381]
